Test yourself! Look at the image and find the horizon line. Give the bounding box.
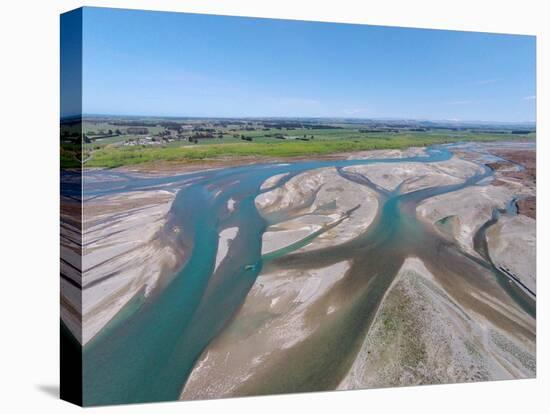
[73,113,536,125]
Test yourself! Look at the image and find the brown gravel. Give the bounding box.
[486,148,536,219]
[517,196,536,219]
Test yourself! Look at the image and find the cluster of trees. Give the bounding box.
[83,128,123,143]
[158,121,182,130]
[109,120,156,127]
[303,124,342,130]
[511,130,534,134]
[86,128,123,136]
[191,132,215,139]
[359,128,400,133]
[126,127,149,135]
[263,122,304,129]
[193,127,216,132]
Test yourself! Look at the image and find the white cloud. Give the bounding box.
[523,95,536,100]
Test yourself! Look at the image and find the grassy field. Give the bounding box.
[84,129,535,168]
[82,121,167,151]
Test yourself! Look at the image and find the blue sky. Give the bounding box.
[80,7,536,122]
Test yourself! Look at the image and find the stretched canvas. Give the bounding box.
[60,7,537,407]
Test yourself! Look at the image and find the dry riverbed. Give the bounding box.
[182,143,535,398]
[181,260,352,399]
[65,143,535,397]
[416,143,536,285]
[339,257,535,389]
[255,167,379,255]
[61,189,182,345]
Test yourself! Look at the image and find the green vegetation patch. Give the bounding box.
[85,131,534,168]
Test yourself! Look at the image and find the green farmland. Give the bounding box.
[67,117,536,168]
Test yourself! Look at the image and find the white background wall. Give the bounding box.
[0,0,548,412]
